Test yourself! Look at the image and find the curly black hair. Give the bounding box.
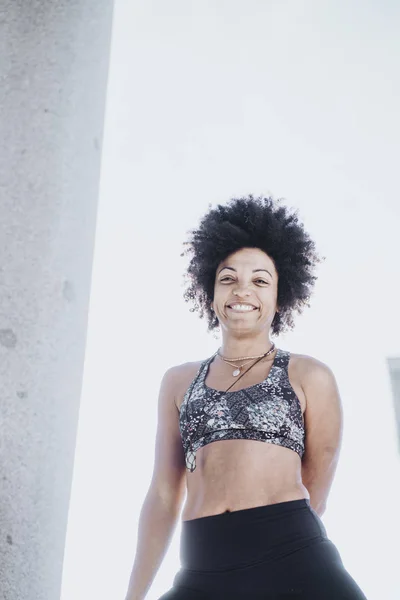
[181,194,325,336]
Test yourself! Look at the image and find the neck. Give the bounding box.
[219,331,275,359]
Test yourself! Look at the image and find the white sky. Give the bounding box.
[61,2,400,599]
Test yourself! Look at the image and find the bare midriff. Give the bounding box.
[181,438,310,522]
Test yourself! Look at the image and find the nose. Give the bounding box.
[233,286,251,297]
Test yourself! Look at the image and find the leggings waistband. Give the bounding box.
[183,498,311,527]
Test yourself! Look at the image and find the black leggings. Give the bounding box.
[158,499,367,599]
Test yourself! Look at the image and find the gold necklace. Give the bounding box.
[217,343,276,377]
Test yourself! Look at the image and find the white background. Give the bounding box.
[61,2,400,599]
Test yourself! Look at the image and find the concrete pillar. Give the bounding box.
[0,2,114,598]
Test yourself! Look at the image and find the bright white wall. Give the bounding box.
[61,2,400,599]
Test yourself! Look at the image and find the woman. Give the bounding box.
[125,195,368,599]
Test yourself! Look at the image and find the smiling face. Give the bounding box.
[211,247,279,337]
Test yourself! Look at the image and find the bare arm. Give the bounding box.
[301,358,343,517]
[124,366,187,600]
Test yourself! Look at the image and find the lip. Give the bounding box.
[226,303,258,310]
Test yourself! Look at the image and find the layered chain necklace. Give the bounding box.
[217,342,276,377]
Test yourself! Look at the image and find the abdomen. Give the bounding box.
[182,438,310,521]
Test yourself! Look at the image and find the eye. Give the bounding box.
[220,277,269,285]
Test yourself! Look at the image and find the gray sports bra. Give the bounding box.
[179,348,305,472]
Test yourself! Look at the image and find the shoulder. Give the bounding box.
[287,351,336,383]
[288,352,341,421]
[289,352,331,373]
[163,358,207,410]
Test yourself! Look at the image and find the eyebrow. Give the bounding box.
[218,266,273,278]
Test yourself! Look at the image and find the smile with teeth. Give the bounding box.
[227,303,258,312]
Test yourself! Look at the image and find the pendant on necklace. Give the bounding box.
[186,450,197,472]
[232,368,241,377]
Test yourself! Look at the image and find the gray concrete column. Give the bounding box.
[0,2,114,598]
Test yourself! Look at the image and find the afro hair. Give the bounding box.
[181,194,324,336]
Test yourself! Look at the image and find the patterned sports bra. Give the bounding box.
[179,348,305,472]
